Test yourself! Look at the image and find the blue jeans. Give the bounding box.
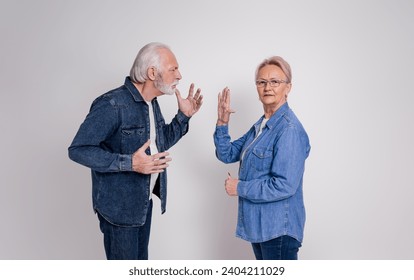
[251,235,302,260]
[97,200,153,260]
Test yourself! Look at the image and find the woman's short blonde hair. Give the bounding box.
[255,56,292,83]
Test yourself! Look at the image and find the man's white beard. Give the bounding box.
[155,75,178,96]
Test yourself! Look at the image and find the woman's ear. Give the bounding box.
[285,83,292,99]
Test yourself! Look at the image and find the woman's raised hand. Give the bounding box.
[217,87,235,126]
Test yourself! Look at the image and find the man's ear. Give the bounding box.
[147,67,157,81]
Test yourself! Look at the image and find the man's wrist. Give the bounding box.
[177,110,191,122]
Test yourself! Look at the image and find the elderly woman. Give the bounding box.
[214,56,310,260]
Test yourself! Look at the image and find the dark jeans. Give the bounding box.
[252,235,302,260]
[97,200,153,260]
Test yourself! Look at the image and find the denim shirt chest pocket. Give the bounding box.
[121,126,146,154]
[251,146,273,172]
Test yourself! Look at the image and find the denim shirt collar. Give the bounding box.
[124,76,146,103]
[254,102,290,133]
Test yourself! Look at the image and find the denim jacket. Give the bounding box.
[68,77,190,226]
[214,103,310,243]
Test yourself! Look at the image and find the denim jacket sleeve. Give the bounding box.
[159,110,190,151]
[214,125,250,163]
[237,125,310,203]
[68,96,133,172]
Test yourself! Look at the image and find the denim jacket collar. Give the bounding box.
[254,102,290,133]
[124,77,145,103]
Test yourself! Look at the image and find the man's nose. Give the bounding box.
[176,70,182,80]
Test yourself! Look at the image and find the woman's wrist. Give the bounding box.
[216,119,228,126]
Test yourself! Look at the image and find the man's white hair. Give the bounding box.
[130,42,171,83]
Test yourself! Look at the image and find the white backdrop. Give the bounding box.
[1,0,413,259]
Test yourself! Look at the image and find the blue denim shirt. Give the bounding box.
[68,77,190,226]
[214,103,310,243]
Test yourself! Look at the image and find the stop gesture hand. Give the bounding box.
[175,83,203,117]
[217,87,235,126]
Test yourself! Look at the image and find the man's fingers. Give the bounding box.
[149,161,170,174]
[196,95,203,108]
[152,151,170,160]
[142,155,171,174]
[153,162,169,169]
[152,157,172,166]
[155,162,170,168]
[194,88,201,100]
[188,83,195,98]
[133,148,172,174]
[148,168,166,174]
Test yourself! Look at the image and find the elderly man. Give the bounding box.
[68,42,203,260]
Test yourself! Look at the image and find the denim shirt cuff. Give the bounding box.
[215,124,229,134]
[237,180,246,197]
[119,154,133,171]
[177,110,191,123]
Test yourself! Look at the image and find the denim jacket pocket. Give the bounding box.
[251,147,273,172]
[121,126,146,154]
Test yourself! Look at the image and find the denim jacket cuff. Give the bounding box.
[215,124,229,135]
[237,180,246,197]
[177,110,191,123]
[119,154,133,171]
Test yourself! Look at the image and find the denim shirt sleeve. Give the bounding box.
[68,96,133,172]
[237,125,310,203]
[159,110,191,151]
[214,125,250,163]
